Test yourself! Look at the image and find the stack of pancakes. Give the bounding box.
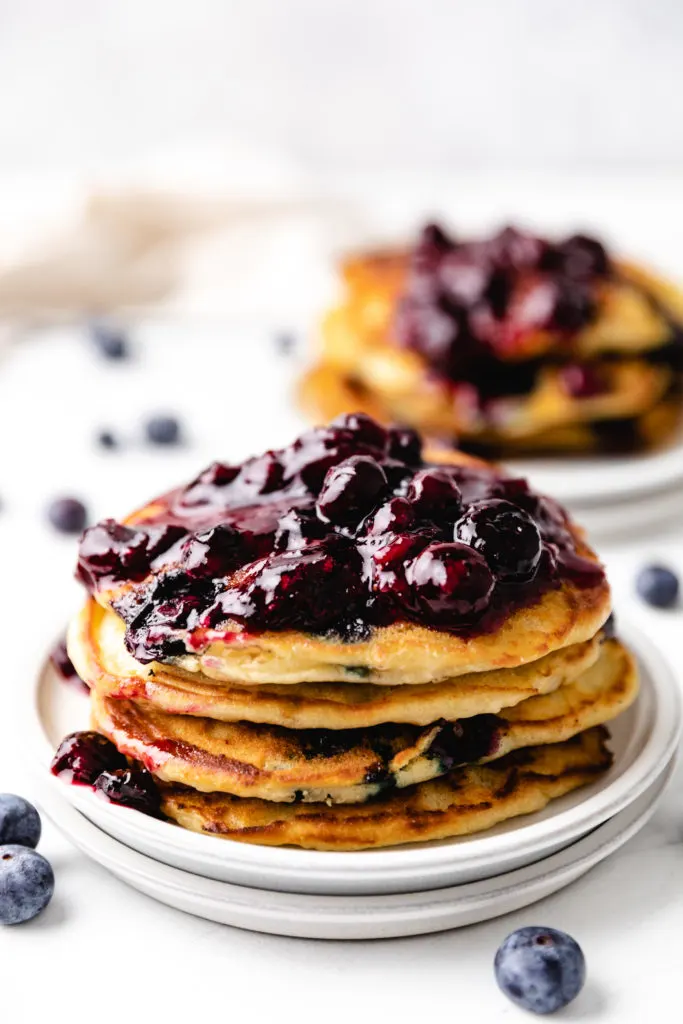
[68,535,637,852]
[300,225,683,456]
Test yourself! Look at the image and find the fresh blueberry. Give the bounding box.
[0,846,54,925]
[145,415,181,446]
[274,331,296,355]
[89,321,129,360]
[0,796,41,849]
[494,926,586,1015]
[97,430,118,449]
[636,565,679,609]
[47,497,88,534]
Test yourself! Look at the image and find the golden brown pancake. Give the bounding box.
[158,727,612,850]
[302,230,683,455]
[73,599,605,728]
[90,639,636,804]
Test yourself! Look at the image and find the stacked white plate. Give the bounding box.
[30,624,681,940]
[509,429,683,540]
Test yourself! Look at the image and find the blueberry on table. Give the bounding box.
[97,429,118,449]
[145,415,182,446]
[0,846,54,925]
[494,926,586,1015]
[47,497,88,534]
[636,565,679,609]
[0,795,41,849]
[89,321,130,360]
[274,331,296,354]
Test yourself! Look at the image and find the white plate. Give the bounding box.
[566,481,683,541]
[507,426,683,508]
[36,757,674,939]
[30,623,682,895]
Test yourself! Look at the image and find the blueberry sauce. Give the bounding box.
[49,637,89,694]
[51,730,162,815]
[74,415,604,663]
[392,225,611,397]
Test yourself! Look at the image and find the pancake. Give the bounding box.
[76,422,611,685]
[73,599,605,728]
[158,727,612,850]
[90,639,636,804]
[303,226,683,455]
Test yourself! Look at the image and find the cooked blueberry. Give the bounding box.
[385,426,422,465]
[47,497,88,535]
[89,321,129,360]
[204,541,362,631]
[181,524,244,576]
[406,542,494,624]
[51,731,127,785]
[49,638,77,680]
[145,415,181,446]
[455,499,542,580]
[549,233,609,279]
[273,507,326,552]
[96,429,118,449]
[330,413,387,450]
[238,452,284,495]
[94,768,161,817]
[364,497,415,535]
[406,469,462,520]
[180,461,241,508]
[0,846,54,925]
[494,926,586,1015]
[77,520,151,589]
[0,796,41,849]
[558,363,606,399]
[316,455,388,527]
[636,565,680,609]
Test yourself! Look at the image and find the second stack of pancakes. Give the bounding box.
[67,426,638,851]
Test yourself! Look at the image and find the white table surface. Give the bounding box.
[0,318,682,1024]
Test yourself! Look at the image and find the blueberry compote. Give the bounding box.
[74,414,604,662]
[51,731,161,817]
[392,224,612,402]
[49,636,89,694]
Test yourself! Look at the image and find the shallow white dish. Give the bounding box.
[565,480,683,541]
[31,623,681,895]
[508,425,683,508]
[36,758,674,939]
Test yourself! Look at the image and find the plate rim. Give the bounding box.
[34,756,674,933]
[507,428,683,507]
[28,620,682,890]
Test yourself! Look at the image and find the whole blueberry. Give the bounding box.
[494,926,586,1015]
[0,796,41,849]
[316,455,388,528]
[89,321,129,360]
[636,565,680,609]
[454,499,542,581]
[94,768,161,817]
[97,430,118,450]
[47,497,88,534]
[145,415,181,446]
[0,846,54,925]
